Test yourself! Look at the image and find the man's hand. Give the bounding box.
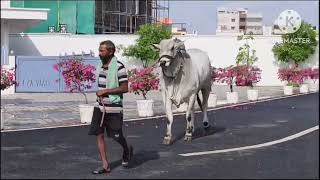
[96,89,106,97]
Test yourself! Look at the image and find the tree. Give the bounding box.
[235,35,260,87]
[272,21,318,67]
[123,24,172,67]
[236,35,258,66]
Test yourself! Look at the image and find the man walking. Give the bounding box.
[88,40,133,174]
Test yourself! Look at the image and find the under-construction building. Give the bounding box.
[10,0,169,34]
[95,0,169,34]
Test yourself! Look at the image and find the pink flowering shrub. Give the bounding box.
[128,67,160,100]
[303,67,319,84]
[214,66,238,92]
[1,66,16,90]
[53,59,96,104]
[278,67,306,86]
[235,65,262,88]
[214,65,261,92]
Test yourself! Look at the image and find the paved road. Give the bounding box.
[1,93,319,179]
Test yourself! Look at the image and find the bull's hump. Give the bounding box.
[187,48,205,53]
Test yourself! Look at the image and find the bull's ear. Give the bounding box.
[151,44,160,51]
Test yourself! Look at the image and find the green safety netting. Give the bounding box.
[11,0,94,34]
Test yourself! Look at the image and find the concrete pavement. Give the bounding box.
[0,85,294,131]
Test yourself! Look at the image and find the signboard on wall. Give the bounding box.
[16,56,100,92]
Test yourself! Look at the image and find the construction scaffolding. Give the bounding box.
[95,0,169,34]
[151,0,169,24]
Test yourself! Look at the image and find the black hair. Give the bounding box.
[100,40,116,55]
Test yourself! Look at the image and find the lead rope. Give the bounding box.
[99,97,106,127]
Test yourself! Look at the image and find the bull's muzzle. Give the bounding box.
[158,55,173,67]
[159,59,171,67]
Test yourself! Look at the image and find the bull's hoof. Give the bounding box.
[184,135,192,142]
[163,137,172,145]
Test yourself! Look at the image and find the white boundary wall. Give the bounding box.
[9,34,319,86]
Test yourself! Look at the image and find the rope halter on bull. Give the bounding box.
[151,46,186,80]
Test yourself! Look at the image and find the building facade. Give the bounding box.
[9,0,168,34]
[245,13,263,35]
[216,7,263,35]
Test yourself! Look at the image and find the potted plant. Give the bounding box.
[53,57,96,123]
[304,67,319,92]
[278,67,303,95]
[297,68,310,93]
[235,35,262,101]
[235,65,262,101]
[215,66,239,104]
[128,67,160,117]
[1,66,16,130]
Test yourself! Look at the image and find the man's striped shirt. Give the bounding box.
[97,60,128,107]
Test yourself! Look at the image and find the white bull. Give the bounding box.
[152,38,213,145]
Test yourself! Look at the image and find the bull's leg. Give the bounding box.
[163,98,173,145]
[201,88,211,129]
[184,94,196,142]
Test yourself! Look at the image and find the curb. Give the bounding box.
[1,92,318,133]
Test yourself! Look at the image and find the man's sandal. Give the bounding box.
[92,166,111,174]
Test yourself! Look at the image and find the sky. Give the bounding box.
[168,0,319,35]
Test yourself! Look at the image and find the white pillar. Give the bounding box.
[1,0,10,8]
[1,19,10,57]
[1,19,15,95]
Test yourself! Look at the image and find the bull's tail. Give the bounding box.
[196,93,203,112]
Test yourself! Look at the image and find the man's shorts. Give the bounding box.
[88,107,123,137]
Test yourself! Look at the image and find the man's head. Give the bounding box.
[99,40,116,63]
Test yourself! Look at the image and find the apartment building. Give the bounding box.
[216,7,263,35]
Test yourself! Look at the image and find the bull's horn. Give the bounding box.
[151,44,160,50]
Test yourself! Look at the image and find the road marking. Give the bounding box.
[178,125,319,157]
[1,92,317,132]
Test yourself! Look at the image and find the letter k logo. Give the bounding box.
[286,16,294,27]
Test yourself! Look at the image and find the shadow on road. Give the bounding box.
[172,126,226,144]
[114,150,160,169]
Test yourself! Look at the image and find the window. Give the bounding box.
[231,18,235,22]
[231,26,235,30]
[221,25,228,30]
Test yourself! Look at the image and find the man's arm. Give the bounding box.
[96,82,128,97]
